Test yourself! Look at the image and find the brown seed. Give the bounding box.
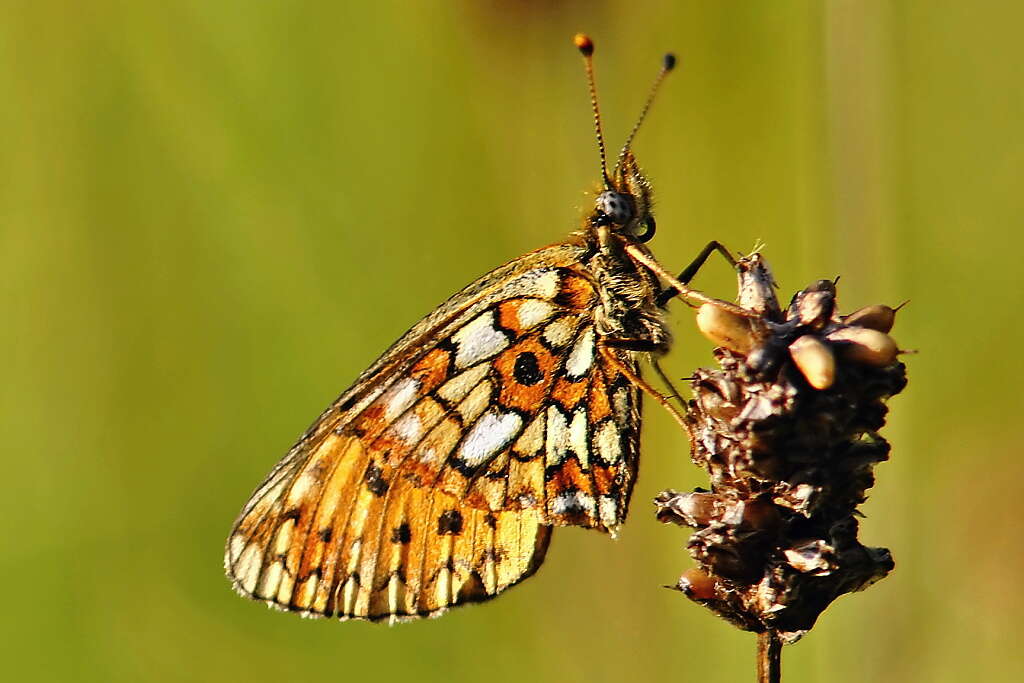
[826,327,899,366]
[789,335,836,390]
[791,289,835,328]
[673,492,720,527]
[843,304,897,333]
[655,491,722,527]
[678,568,718,601]
[696,303,754,354]
[740,500,782,532]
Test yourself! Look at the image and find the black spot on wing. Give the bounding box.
[513,351,544,386]
[390,523,412,544]
[437,509,464,535]
[364,463,389,496]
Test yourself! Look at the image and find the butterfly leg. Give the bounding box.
[650,358,687,410]
[603,338,688,413]
[655,240,737,306]
[624,244,753,318]
[597,341,689,432]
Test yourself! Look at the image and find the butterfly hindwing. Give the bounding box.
[226,245,644,620]
[226,432,552,620]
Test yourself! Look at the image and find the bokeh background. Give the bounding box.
[4,1,1022,681]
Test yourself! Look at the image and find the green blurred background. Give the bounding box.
[3,1,1022,681]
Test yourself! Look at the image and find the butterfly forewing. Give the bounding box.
[226,244,649,621]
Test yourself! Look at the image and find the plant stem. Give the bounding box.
[757,631,782,683]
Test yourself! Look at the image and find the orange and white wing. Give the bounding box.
[225,244,643,621]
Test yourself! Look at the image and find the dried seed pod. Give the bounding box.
[789,335,836,389]
[654,490,722,527]
[826,327,898,366]
[788,280,836,328]
[677,568,719,601]
[843,304,897,333]
[696,302,755,354]
[736,254,782,319]
[663,252,908,643]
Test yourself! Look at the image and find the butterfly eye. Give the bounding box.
[633,215,656,242]
[596,190,634,225]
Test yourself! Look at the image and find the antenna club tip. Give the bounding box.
[663,53,677,71]
[574,33,594,56]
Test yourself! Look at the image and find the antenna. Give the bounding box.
[613,52,676,176]
[573,33,611,188]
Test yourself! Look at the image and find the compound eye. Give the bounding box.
[632,215,656,242]
[596,191,634,225]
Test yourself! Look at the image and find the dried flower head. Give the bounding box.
[657,254,908,643]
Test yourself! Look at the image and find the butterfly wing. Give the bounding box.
[225,243,644,621]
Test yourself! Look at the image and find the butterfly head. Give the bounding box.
[591,152,656,242]
[574,34,672,245]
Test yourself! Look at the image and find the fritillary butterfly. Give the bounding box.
[225,34,716,623]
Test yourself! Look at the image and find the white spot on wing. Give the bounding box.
[258,561,283,599]
[341,576,358,614]
[458,410,523,467]
[481,545,498,594]
[501,268,560,299]
[235,543,263,594]
[569,408,589,469]
[296,575,317,607]
[612,387,632,424]
[516,299,555,329]
[599,495,619,529]
[452,311,509,368]
[382,377,420,422]
[392,412,422,443]
[435,566,452,607]
[545,406,588,467]
[286,469,317,507]
[276,569,296,604]
[274,519,295,556]
[550,490,596,516]
[228,534,246,564]
[565,327,595,378]
[545,406,570,466]
[593,420,622,465]
[347,540,362,573]
[388,574,403,619]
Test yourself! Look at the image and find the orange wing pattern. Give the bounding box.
[227,434,551,621]
[226,246,644,621]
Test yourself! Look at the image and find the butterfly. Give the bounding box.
[225,34,721,623]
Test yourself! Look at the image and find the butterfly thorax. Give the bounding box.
[581,156,670,355]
